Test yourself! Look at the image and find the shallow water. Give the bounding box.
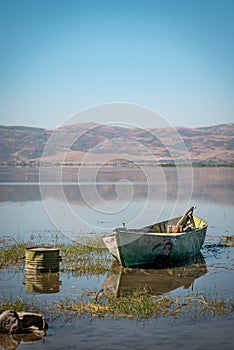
[0,166,234,349]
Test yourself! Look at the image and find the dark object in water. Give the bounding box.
[0,310,48,334]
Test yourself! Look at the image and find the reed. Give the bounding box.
[54,290,234,319]
[0,242,26,268]
[0,298,42,314]
[59,239,112,275]
[1,289,233,320]
[0,238,112,274]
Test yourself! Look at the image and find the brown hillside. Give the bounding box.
[0,123,233,164]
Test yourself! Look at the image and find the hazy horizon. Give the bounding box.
[2,121,233,130]
[1,120,233,131]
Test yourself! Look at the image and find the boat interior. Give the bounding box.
[149,215,207,234]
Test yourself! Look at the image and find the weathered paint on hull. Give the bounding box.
[118,227,207,267]
[103,215,208,267]
[102,233,121,262]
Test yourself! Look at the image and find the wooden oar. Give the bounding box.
[176,206,195,228]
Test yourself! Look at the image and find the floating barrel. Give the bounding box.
[25,247,60,273]
[25,271,60,294]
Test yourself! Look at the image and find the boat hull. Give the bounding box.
[103,215,207,267]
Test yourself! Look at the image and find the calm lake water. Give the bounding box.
[0,166,234,350]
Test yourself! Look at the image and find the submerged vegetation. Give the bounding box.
[54,290,234,319]
[59,240,112,275]
[221,236,234,247]
[0,298,42,315]
[1,290,234,321]
[0,237,112,274]
[0,242,26,269]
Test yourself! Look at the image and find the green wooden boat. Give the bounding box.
[103,207,208,267]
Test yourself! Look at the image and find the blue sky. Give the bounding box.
[0,0,233,128]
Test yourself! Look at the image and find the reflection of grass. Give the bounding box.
[0,238,112,274]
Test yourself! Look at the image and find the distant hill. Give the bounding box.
[0,122,233,165]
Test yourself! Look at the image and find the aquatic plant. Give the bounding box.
[0,237,112,274]
[1,292,233,321]
[59,239,112,275]
[221,236,234,247]
[0,243,26,268]
[0,297,42,314]
[54,290,234,320]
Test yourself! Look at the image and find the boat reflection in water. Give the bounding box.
[24,271,60,294]
[103,253,207,297]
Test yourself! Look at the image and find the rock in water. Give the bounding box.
[18,312,48,331]
[0,310,24,334]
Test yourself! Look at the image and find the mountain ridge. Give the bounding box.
[0,122,233,164]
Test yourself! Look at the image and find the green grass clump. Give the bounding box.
[0,298,42,314]
[0,237,112,274]
[1,291,233,321]
[0,243,27,268]
[54,291,234,320]
[59,239,112,275]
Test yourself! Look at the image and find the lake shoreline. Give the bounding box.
[0,163,234,168]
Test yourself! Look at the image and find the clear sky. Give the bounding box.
[0,0,233,129]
